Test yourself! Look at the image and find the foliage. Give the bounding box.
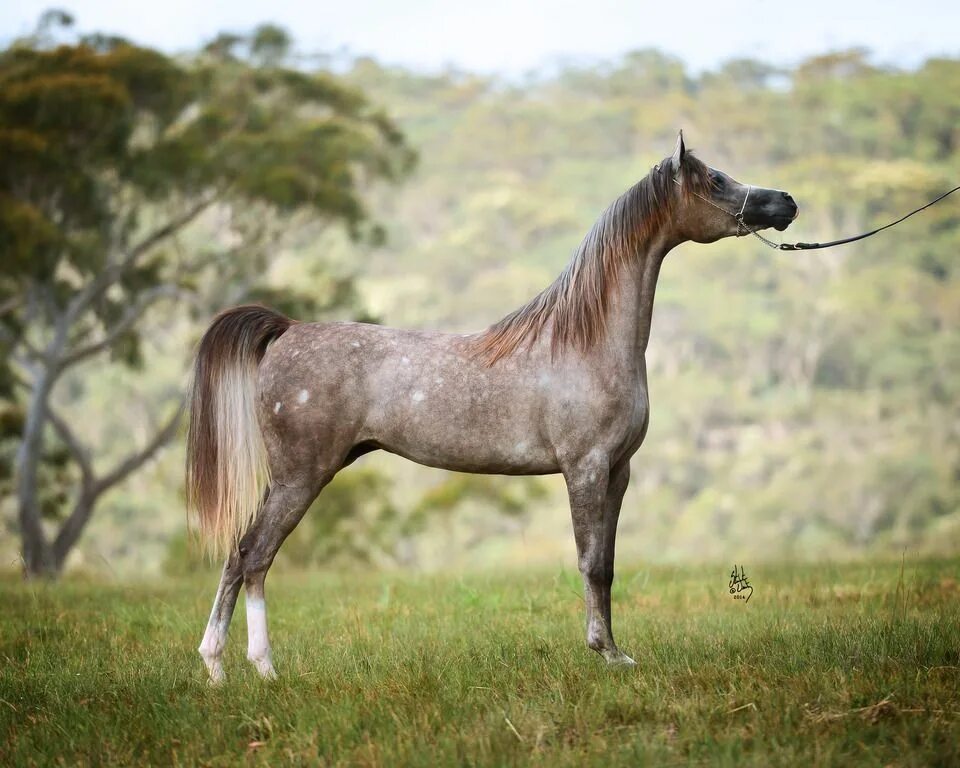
[339,50,960,564]
[3,35,960,575]
[0,14,413,576]
[3,558,960,765]
[282,471,546,568]
[163,470,548,571]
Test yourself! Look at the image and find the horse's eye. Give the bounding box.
[712,174,725,191]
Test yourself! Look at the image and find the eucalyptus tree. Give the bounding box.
[0,15,414,576]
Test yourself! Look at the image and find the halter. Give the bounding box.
[663,164,960,251]
[735,184,751,235]
[669,175,784,249]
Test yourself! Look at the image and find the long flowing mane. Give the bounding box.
[472,152,713,364]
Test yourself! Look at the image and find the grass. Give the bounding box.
[2,557,960,766]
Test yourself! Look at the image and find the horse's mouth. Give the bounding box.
[756,201,799,232]
[772,207,799,231]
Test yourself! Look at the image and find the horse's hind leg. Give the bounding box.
[198,554,243,684]
[239,481,325,679]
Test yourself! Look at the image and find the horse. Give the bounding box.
[189,131,799,682]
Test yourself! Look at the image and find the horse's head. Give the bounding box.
[663,131,799,244]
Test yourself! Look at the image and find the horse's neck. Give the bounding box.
[605,235,674,361]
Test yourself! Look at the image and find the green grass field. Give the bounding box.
[2,558,960,766]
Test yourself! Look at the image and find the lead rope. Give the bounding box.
[671,175,960,251]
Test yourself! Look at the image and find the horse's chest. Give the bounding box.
[620,382,651,442]
[554,372,650,452]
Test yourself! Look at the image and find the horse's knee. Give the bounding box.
[579,555,613,587]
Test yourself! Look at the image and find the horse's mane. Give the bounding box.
[472,151,713,364]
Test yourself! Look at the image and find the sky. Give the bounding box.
[2,0,958,74]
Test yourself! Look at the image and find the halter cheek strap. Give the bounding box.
[735,185,751,236]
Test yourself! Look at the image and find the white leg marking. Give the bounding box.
[198,617,228,684]
[246,596,276,679]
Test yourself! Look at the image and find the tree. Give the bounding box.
[0,14,414,577]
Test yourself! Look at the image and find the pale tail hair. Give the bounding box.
[186,305,293,559]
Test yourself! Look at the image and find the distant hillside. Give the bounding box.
[330,50,960,564]
[9,48,958,574]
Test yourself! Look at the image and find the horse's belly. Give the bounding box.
[365,401,559,475]
[359,369,559,473]
[377,434,559,475]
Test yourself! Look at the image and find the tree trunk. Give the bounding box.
[52,491,96,572]
[16,366,58,578]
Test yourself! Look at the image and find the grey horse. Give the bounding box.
[188,132,799,682]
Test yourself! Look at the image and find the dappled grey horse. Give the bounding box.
[189,132,799,681]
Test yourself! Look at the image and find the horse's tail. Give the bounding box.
[186,305,293,559]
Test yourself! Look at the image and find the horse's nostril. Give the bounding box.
[782,192,795,203]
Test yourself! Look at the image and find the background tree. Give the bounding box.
[0,13,414,577]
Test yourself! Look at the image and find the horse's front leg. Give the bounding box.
[198,554,243,684]
[600,458,634,666]
[565,453,635,667]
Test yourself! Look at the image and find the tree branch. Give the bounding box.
[52,401,184,564]
[123,194,220,269]
[47,406,95,488]
[59,285,181,369]
[0,295,21,317]
[4,284,45,358]
[65,191,221,324]
[93,401,183,495]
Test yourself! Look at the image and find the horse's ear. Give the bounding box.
[670,130,685,175]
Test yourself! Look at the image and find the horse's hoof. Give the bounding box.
[206,665,226,686]
[250,656,278,680]
[203,657,226,685]
[605,651,637,668]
